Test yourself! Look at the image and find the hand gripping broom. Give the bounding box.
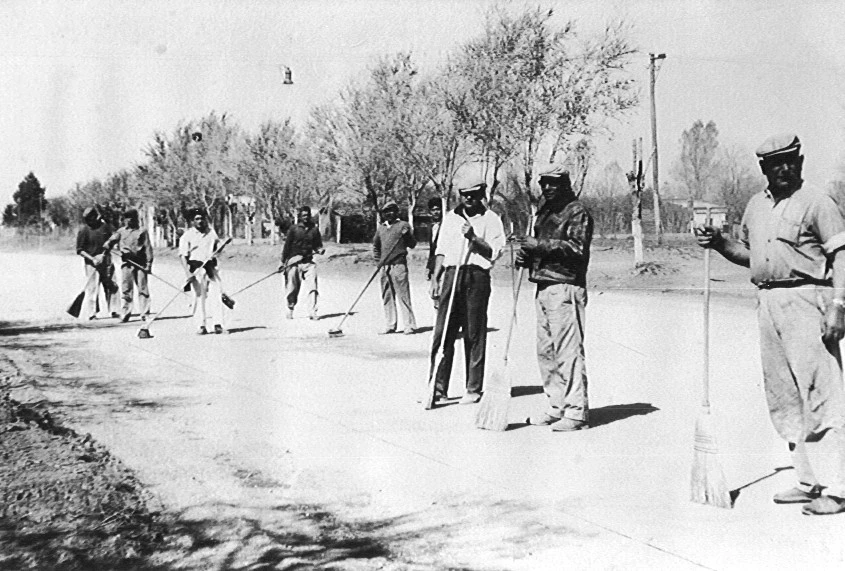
[137,238,232,339]
[690,208,732,508]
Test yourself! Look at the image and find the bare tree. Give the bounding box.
[673,119,720,204]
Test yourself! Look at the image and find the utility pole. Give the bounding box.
[649,53,666,245]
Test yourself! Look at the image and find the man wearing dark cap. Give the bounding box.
[429,182,505,405]
[697,133,845,515]
[281,205,324,320]
[75,206,119,320]
[104,208,154,322]
[517,167,594,432]
[179,208,227,334]
[373,202,417,334]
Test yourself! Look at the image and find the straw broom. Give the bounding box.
[475,264,524,431]
[690,208,732,508]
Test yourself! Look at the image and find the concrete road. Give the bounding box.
[2,251,844,570]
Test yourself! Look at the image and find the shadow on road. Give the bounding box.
[510,385,544,398]
[227,326,268,334]
[589,403,659,427]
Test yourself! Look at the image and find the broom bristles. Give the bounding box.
[475,366,510,431]
[690,411,732,508]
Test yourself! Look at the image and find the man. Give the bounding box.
[179,209,227,335]
[281,205,324,320]
[517,168,594,432]
[696,133,845,515]
[429,182,505,405]
[426,197,443,309]
[104,208,154,322]
[75,206,119,320]
[374,203,417,335]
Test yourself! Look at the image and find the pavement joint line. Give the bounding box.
[126,338,715,570]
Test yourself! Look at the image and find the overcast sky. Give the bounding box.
[2,0,845,206]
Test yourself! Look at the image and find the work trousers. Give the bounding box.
[430,265,490,397]
[758,286,845,497]
[380,263,417,331]
[535,282,589,422]
[120,263,150,319]
[191,266,226,330]
[285,262,318,314]
[81,262,118,319]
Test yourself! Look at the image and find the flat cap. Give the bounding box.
[539,166,571,184]
[458,182,487,195]
[381,202,399,212]
[755,133,801,159]
[82,206,97,219]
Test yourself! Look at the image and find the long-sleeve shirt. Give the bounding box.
[76,223,114,267]
[104,226,154,266]
[435,207,505,270]
[281,223,322,264]
[528,194,593,287]
[374,220,416,266]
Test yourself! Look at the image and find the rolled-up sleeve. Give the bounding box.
[485,212,506,262]
[814,194,845,254]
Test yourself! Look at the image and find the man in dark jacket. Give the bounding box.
[281,205,324,320]
[517,168,594,431]
[374,203,417,334]
[75,206,119,320]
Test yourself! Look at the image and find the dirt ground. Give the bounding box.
[6,234,839,570]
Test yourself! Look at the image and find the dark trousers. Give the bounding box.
[430,266,491,396]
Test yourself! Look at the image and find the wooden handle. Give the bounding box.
[702,207,711,410]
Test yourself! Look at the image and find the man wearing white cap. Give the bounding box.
[428,182,505,405]
[697,133,845,515]
[517,168,594,432]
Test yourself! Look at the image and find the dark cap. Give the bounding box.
[458,182,487,196]
[381,202,399,213]
[82,206,98,220]
[188,207,205,220]
[538,166,571,185]
[427,197,442,209]
[755,133,801,159]
[123,208,139,219]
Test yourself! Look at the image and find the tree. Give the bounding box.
[5,172,48,227]
[673,120,720,203]
[47,195,73,229]
[446,6,638,219]
[715,144,761,225]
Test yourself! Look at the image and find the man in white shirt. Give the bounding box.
[428,182,506,405]
[178,209,227,335]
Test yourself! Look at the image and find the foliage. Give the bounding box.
[673,120,720,202]
[4,172,48,228]
[714,145,762,224]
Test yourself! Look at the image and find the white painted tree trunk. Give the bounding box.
[632,218,644,265]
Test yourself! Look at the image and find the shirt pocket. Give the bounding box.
[775,214,803,245]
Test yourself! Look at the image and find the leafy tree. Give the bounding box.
[673,120,720,203]
[715,145,761,225]
[47,195,73,228]
[5,172,48,227]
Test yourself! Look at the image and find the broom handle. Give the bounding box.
[702,208,711,411]
[230,269,281,297]
[125,259,186,294]
[503,214,534,361]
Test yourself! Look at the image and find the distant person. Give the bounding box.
[517,168,594,432]
[373,203,417,335]
[104,208,154,322]
[179,209,227,335]
[75,206,119,320]
[697,133,845,515]
[426,197,443,309]
[281,205,324,320]
[428,182,505,405]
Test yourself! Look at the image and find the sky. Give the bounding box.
[2,0,845,207]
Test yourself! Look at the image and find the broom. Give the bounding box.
[690,208,732,508]
[475,265,524,430]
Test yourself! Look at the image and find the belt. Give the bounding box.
[756,279,828,290]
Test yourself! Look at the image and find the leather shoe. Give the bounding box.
[527,412,561,426]
[197,326,208,336]
[459,393,481,405]
[550,418,589,432]
[213,324,224,335]
[773,486,821,504]
[802,496,845,515]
